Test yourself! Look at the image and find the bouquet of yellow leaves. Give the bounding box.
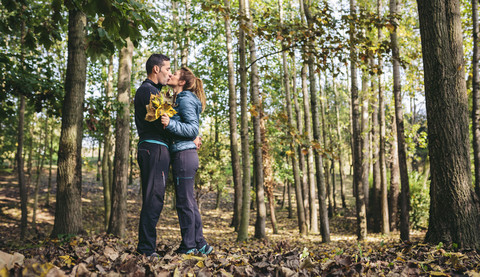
[145,92,177,122]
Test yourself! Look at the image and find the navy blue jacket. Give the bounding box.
[166,90,201,153]
[134,79,171,144]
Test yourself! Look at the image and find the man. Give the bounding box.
[134,54,172,257]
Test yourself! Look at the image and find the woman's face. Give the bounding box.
[167,70,182,87]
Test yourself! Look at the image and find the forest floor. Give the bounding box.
[0,166,479,276]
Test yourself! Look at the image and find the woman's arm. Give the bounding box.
[162,97,199,139]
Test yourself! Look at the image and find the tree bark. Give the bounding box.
[472,0,480,199]
[292,48,310,231]
[33,115,48,231]
[17,94,27,239]
[237,0,251,242]
[242,0,266,240]
[303,0,329,242]
[320,79,333,218]
[46,118,54,208]
[334,78,347,209]
[378,0,390,235]
[389,113,400,231]
[349,0,367,241]
[301,63,318,232]
[417,0,480,249]
[390,0,410,241]
[108,38,133,237]
[181,0,191,67]
[360,71,370,212]
[371,70,381,233]
[223,0,242,231]
[102,55,114,230]
[52,6,86,236]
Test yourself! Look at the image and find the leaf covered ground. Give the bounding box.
[1,169,480,276]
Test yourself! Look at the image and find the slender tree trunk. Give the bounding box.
[293,63,310,230]
[417,0,480,249]
[172,0,179,70]
[361,71,370,211]
[17,7,28,239]
[377,0,390,235]
[302,64,318,233]
[371,72,381,233]
[33,115,48,231]
[103,56,114,230]
[390,0,410,241]
[473,0,480,199]
[261,117,278,234]
[320,79,333,218]
[46,118,54,208]
[349,0,367,241]
[389,113,400,231]
[243,0,266,239]
[96,141,102,182]
[287,179,293,218]
[224,0,242,231]
[280,0,307,236]
[108,38,133,237]
[237,0,251,242]
[52,6,86,236]
[282,180,287,209]
[181,0,191,67]
[17,94,27,239]
[303,0,329,242]
[334,79,347,209]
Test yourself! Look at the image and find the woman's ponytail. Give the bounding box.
[179,67,206,112]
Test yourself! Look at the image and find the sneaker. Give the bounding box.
[185,248,198,255]
[175,248,198,255]
[148,252,161,258]
[198,244,213,255]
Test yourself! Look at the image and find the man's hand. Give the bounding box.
[194,136,202,150]
[161,114,170,127]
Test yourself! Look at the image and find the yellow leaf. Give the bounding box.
[0,267,8,277]
[396,257,405,262]
[196,260,205,268]
[429,272,448,276]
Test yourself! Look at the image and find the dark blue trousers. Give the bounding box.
[137,142,170,255]
[172,149,207,252]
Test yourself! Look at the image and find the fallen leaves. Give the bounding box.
[145,93,177,122]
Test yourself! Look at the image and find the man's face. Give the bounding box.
[157,61,172,85]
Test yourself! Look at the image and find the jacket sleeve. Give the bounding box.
[165,97,199,139]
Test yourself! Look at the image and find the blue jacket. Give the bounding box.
[166,90,202,153]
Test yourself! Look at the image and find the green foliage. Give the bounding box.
[409,171,430,230]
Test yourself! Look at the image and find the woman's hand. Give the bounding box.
[161,114,170,127]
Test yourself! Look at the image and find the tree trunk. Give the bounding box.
[360,71,370,212]
[181,0,191,67]
[378,0,390,235]
[472,0,480,199]
[417,0,480,249]
[371,71,381,233]
[303,0,329,243]
[334,79,347,209]
[389,113,400,231]
[349,0,367,241]
[237,0,251,242]
[46,118,54,208]
[280,0,307,236]
[242,0,266,240]
[17,94,28,239]
[293,52,310,231]
[33,115,48,231]
[172,0,179,70]
[52,7,86,236]
[320,79,333,218]
[223,0,242,231]
[261,117,277,234]
[108,38,133,237]
[301,63,318,233]
[390,0,410,241]
[102,55,114,231]
[96,141,102,182]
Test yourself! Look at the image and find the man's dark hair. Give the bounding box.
[146,54,170,74]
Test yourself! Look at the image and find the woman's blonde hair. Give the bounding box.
[180,67,206,112]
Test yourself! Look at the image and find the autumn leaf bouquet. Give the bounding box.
[145,91,177,122]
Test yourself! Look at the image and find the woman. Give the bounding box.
[160,67,213,255]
